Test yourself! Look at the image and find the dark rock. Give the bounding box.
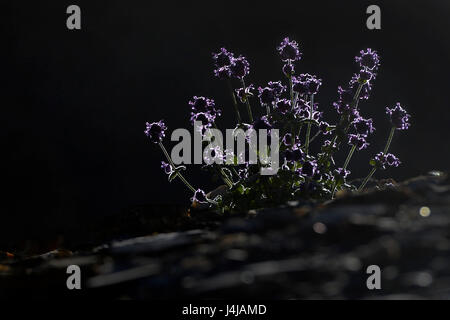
[2,174,450,299]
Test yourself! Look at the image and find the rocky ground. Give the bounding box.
[1,172,450,299]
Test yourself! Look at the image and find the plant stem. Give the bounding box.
[343,145,357,171]
[227,79,242,124]
[158,142,196,193]
[241,79,253,123]
[218,167,233,188]
[331,144,357,198]
[305,94,314,155]
[293,92,299,111]
[319,83,363,167]
[384,126,395,154]
[211,122,234,188]
[358,167,376,191]
[309,130,321,144]
[358,126,396,191]
[289,73,294,110]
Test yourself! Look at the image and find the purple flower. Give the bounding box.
[298,109,322,122]
[386,153,401,167]
[275,98,291,114]
[161,161,173,175]
[277,37,302,62]
[295,98,309,112]
[386,103,410,130]
[373,152,401,169]
[355,48,380,71]
[212,47,234,68]
[145,120,167,143]
[334,168,351,179]
[212,48,234,79]
[257,82,285,106]
[189,96,220,115]
[293,74,322,96]
[190,112,215,135]
[333,87,354,114]
[204,145,224,165]
[258,87,276,105]
[191,189,208,204]
[348,134,369,150]
[214,66,232,79]
[349,73,373,100]
[282,63,295,77]
[285,144,304,163]
[235,84,255,103]
[353,117,375,136]
[360,69,374,81]
[230,55,250,79]
[268,81,287,96]
[252,116,272,131]
[300,159,317,177]
[190,111,214,124]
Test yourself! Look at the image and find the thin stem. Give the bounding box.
[343,145,357,171]
[289,73,294,110]
[219,167,233,187]
[266,104,271,116]
[211,122,234,188]
[319,83,363,167]
[331,144,357,198]
[297,124,303,139]
[358,126,396,191]
[158,142,196,193]
[305,94,314,155]
[358,167,376,191]
[309,130,321,144]
[293,92,299,111]
[384,127,395,154]
[241,78,253,123]
[227,79,242,124]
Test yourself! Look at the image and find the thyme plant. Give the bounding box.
[145,37,411,212]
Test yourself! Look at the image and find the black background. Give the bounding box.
[2,1,450,244]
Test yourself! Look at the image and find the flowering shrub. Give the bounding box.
[145,37,411,212]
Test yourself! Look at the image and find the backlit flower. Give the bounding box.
[348,134,369,150]
[277,37,302,62]
[386,103,410,130]
[373,152,401,169]
[145,120,167,143]
[161,161,173,175]
[353,117,375,136]
[355,48,380,71]
[230,55,250,79]
[235,84,255,103]
[191,189,208,204]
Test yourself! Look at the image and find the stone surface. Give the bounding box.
[1,172,450,299]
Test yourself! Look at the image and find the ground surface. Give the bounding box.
[1,172,450,299]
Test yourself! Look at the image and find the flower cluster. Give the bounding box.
[144,120,167,144]
[386,103,411,130]
[212,48,250,80]
[144,37,411,211]
[277,37,302,62]
[372,152,401,169]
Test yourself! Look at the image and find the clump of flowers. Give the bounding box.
[144,37,411,212]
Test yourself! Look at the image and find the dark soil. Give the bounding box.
[1,172,450,299]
